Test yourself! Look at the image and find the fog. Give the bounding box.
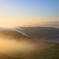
[0,37,36,56]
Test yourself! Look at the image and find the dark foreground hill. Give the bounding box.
[16,27,59,40]
[0,43,58,59]
[24,43,59,59]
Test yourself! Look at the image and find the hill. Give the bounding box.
[0,27,58,59]
[0,28,38,58]
[16,27,59,41]
[24,43,59,59]
[0,43,58,59]
[0,28,33,41]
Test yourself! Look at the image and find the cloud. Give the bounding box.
[26,20,59,28]
[40,20,59,28]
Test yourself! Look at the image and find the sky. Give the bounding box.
[0,0,59,28]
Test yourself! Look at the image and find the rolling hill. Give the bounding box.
[0,28,33,41]
[0,27,59,59]
[16,27,59,41]
[0,43,58,59]
[0,28,39,58]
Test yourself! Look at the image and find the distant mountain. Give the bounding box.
[16,27,59,41]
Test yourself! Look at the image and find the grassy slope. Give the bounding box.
[2,43,58,59]
[0,42,59,59]
[18,27,59,40]
[24,43,59,59]
[0,29,59,59]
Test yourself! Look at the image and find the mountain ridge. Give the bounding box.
[16,27,59,41]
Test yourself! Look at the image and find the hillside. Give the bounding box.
[0,28,39,58]
[16,27,59,41]
[0,43,58,59]
[0,27,59,59]
[24,43,59,59]
[0,27,58,59]
[0,28,33,41]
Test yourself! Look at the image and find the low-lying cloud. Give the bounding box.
[41,21,59,28]
[0,37,36,57]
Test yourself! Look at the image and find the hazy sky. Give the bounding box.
[0,0,59,28]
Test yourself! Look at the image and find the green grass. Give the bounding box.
[0,43,59,59]
[24,43,59,59]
